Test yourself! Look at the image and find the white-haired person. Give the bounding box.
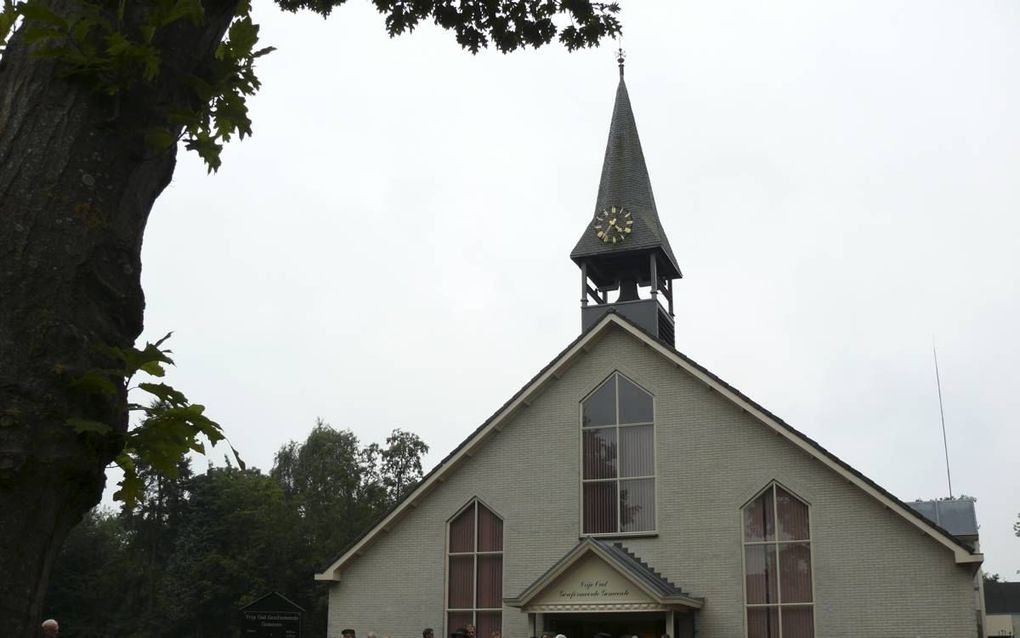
[41,619,59,637]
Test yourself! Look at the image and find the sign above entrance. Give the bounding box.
[505,538,703,613]
[533,553,654,607]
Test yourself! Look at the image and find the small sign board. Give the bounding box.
[240,592,304,638]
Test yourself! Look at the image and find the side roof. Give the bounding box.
[985,582,1020,614]
[908,498,979,539]
[316,313,981,580]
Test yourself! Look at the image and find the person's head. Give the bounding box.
[41,619,59,637]
[465,625,476,638]
[423,628,434,638]
[342,630,356,638]
[541,631,554,638]
[366,631,378,638]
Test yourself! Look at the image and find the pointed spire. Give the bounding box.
[570,63,681,282]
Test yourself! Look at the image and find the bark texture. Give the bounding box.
[0,2,238,635]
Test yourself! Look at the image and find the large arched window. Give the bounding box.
[742,484,814,638]
[447,500,503,638]
[581,372,655,534]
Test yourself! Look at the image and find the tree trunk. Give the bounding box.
[0,1,238,635]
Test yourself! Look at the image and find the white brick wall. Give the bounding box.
[327,325,977,638]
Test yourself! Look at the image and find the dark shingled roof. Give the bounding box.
[985,581,1020,614]
[570,76,682,280]
[599,540,692,599]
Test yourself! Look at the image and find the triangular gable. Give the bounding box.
[505,538,702,611]
[240,591,305,613]
[316,313,980,581]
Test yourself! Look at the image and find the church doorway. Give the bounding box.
[544,611,694,638]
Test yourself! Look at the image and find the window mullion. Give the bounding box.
[615,376,621,534]
[473,502,479,614]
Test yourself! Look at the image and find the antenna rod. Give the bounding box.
[932,341,953,498]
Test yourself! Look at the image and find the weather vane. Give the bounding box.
[616,44,626,78]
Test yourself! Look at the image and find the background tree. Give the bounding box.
[380,428,429,503]
[0,1,620,634]
[44,421,430,636]
[46,509,134,637]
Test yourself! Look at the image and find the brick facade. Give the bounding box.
[325,325,977,638]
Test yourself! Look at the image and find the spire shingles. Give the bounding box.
[570,77,681,281]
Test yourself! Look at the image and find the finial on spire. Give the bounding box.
[616,46,626,78]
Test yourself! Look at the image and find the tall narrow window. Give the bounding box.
[447,500,503,638]
[582,373,655,534]
[742,484,814,638]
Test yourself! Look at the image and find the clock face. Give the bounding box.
[593,206,633,244]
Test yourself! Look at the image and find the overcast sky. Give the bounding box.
[128,1,1019,576]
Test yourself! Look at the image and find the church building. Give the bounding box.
[316,62,984,638]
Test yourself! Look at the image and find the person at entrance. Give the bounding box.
[423,628,434,638]
[342,629,356,638]
[41,619,59,637]
[465,624,476,638]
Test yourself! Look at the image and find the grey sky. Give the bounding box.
[131,1,1019,576]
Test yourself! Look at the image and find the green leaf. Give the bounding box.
[70,369,119,397]
[227,16,258,55]
[67,417,113,435]
[230,444,246,470]
[160,0,203,26]
[18,0,66,27]
[138,382,186,405]
[113,453,145,508]
[153,331,174,348]
[20,25,66,44]
[104,31,130,55]
[139,359,167,376]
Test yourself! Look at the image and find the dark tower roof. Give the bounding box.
[570,74,681,284]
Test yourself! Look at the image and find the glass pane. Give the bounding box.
[450,505,475,553]
[743,489,775,542]
[781,606,814,638]
[448,555,474,609]
[619,424,654,477]
[744,544,778,605]
[618,376,653,424]
[448,612,473,635]
[583,428,617,479]
[582,377,616,428]
[583,481,618,534]
[477,505,503,552]
[746,607,779,638]
[476,611,501,638]
[620,478,655,532]
[476,555,503,608]
[779,543,813,603]
[777,487,810,541]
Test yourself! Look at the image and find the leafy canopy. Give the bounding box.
[1,0,620,170]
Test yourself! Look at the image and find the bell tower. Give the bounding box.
[570,53,682,345]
